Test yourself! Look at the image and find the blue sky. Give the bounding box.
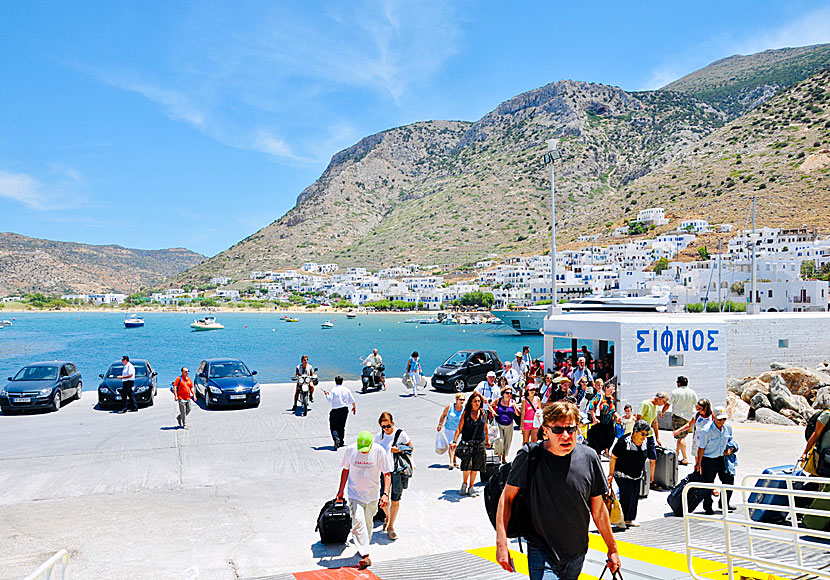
[2,1,829,257]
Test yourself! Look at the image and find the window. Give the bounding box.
[668,355,684,367]
[768,290,773,298]
[778,339,789,349]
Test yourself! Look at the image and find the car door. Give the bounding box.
[59,365,71,398]
[195,361,207,397]
[466,352,488,386]
[146,362,157,394]
[66,363,80,396]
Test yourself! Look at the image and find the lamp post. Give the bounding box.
[543,139,562,316]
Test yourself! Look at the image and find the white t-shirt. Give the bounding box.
[475,380,501,403]
[340,444,393,504]
[504,368,521,389]
[121,362,135,383]
[326,385,355,410]
[363,354,383,367]
[375,428,412,453]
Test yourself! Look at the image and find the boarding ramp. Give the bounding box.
[683,473,830,580]
[23,550,69,580]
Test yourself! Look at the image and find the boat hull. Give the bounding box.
[490,309,547,334]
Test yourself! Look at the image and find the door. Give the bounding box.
[196,361,207,397]
[66,363,80,396]
[59,365,71,398]
[466,352,489,386]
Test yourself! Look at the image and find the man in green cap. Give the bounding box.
[336,430,393,569]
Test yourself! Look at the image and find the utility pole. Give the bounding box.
[718,239,723,312]
[748,196,758,314]
[544,139,562,316]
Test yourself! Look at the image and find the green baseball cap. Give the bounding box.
[357,431,373,452]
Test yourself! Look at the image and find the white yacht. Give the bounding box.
[124,314,145,328]
[190,316,224,331]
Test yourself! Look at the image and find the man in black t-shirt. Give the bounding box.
[496,401,620,580]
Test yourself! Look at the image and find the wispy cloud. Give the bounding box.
[642,5,830,90]
[0,169,89,211]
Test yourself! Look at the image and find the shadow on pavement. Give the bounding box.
[437,489,466,503]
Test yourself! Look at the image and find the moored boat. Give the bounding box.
[190,316,224,331]
[321,320,334,328]
[124,314,145,328]
[284,317,299,322]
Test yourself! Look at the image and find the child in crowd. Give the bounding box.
[621,404,636,435]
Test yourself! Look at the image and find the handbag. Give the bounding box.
[532,401,543,429]
[603,487,624,525]
[455,440,476,459]
[598,564,624,580]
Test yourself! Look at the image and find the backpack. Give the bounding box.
[392,429,413,478]
[484,443,541,540]
[806,410,829,442]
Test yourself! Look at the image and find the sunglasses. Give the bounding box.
[381,424,393,430]
[545,425,578,435]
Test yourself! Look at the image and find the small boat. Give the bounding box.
[124,314,145,328]
[346,313,357,319]
[441,314,457,325]
[284,317,299,323]
[404,317,440,324]
[321,320,334,328]
[190,316,224,331]
[457,316,472,325]
[0,319,12,327]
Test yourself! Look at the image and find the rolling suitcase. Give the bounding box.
[639,457,650,498]
[481,447,500,483]
[667,471,708,516]
[316,498,352,544]
[654,446,679,490]
[747,465,807,523]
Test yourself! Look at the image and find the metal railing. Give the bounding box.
[683,473,830,580]
[23,550,69,580]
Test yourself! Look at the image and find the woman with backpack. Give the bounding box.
[608,419,651,528]
[490,381,520,463]
[437,393,466,469]
[453,392,490,497]
[801,409,830,476]
[375,412,413,540]
[587,379,620,458]
[519,384,541,445]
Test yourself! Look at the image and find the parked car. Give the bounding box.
[97,359,158,408]
[194,358,260,409]
[1,361,82,414]
[431,349,503,392]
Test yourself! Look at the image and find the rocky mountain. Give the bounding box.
[663,44,830,118]
[176,43,830,283]
[0,233,205,295]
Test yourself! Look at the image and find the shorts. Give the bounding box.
[646,435,657,460]
[672,415,690,439]
[460,440,486,472]
[390,472,405,502]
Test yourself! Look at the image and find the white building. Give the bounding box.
[636,207,670,226]
[210,277,231,286]
[680,220,709,233]
[748,280,828,312]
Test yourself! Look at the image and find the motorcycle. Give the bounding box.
[360,364,385,393]
[295,368,318,416]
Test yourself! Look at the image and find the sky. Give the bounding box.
[2,1,830,257]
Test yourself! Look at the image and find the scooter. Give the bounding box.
[295,368,318,416]
[360,364,385,393]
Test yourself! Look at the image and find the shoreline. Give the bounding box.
[0,306,488,315]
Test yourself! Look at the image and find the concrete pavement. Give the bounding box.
[0,379,808,579]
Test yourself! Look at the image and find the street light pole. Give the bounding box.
[544,139,562,317]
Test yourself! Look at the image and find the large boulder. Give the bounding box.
[750,392,772,410]
[780,409,807,426]
[813,386,830,410]
[727,392,751,422]
[769,375,796,412]
[790,394,815,421]
[741,378,769,403]
[770,367,830,401]
[753,408,796,426]
[727,377,746,396]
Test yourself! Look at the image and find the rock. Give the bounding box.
[790,394,815,421]
[741,378,769,403]
[753,408,796,426]
[750,392,772,410]
[727,377,746,396]
[769,375,795,412]
[769,362,789,371]
[727,392,751,422]
[780,409,807,426]
[778,368,828,400]
[813,386,830,410]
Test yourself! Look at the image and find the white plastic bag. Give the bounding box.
[435,429,449,455]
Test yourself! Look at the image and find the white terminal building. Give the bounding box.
[543,311,830,409]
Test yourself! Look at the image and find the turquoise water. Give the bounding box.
[0,312,585,389]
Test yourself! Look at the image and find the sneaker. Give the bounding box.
[182,425,189,430]
[625,520,640,527]
[460,483,468,496]
[703,506,715,515]
[468,487,479,497]
[309,396,314,403]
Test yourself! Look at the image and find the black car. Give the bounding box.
[195,358,260,409]
[97,359,158,408]
[1,361,83,414]
[431,349,503,392]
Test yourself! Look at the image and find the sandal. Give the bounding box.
[387,529,398,540]
[679,460,689,466]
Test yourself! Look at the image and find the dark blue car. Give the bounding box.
[195,358,260,409]
[1,361,83,414]
[97,359,158,409]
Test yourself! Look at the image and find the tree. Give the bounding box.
[697,246,710,261]
[628,221,647,235]
[801,259,817,279]
[730,281,744,296]
[654,257,670,274]
[460,291,495,308]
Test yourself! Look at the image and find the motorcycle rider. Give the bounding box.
[362,348,386,390]
[293,354,316,412]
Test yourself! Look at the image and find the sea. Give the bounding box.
[0,312,589,389]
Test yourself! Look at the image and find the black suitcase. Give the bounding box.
[667,472,708,516]
[316,498,352,544]
[654,446,679,490]
[639,457,650,498]
[481,447,500,482]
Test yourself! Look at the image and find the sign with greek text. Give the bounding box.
[635,327,720,355]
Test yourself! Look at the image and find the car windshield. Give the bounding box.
[13,366,58,381]
[442,352,471,367]
[209,362,250,378]
[106,364,148,378]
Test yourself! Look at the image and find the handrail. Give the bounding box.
[23,549,69,580]
[683,474,830,580]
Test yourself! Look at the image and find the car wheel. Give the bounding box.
[1,407,17,416]
[204,391,211,410]
[453,378,466,392]
[147,393,154,407]
[51,390,61,412]
[75,382,83,400]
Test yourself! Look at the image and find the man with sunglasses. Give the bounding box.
[496,401,620,580]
